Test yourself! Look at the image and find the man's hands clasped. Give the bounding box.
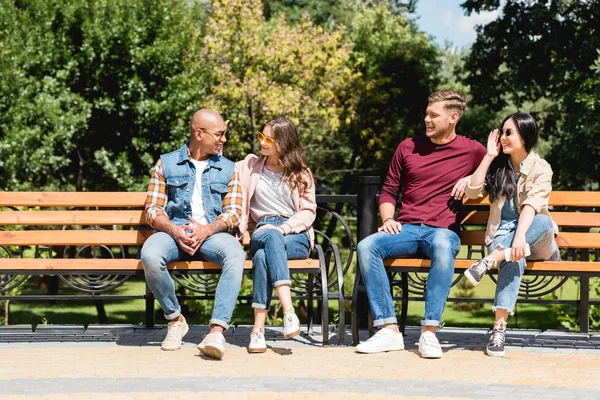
[170,216,212,256]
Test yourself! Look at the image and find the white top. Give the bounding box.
[250,166,295,223]
[190,158,209,225]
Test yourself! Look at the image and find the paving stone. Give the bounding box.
[34,324,85,334]
[0,324,33,334]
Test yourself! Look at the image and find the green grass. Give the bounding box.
[4,245,598,329]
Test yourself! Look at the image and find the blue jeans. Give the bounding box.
[357,224,461,327]
[141,231,245,329]
[489,214,559,315]
[250,216,310,309]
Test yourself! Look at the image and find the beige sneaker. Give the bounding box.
[248,330,267,353]
[197,331,226,359]
[283,309,300,339]
[161,316,189,351]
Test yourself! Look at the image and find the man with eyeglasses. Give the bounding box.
[141,109,244,359]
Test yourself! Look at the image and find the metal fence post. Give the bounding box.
[353,176,380,333]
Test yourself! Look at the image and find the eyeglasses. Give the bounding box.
[499,128,514,138]
[198,127,227,141]
[257,131,276,145]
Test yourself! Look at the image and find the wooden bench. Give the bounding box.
[0,192,346,345]
[351,191,600,344]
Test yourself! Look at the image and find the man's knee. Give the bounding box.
[141,243,166,271]
[431,230,460,255]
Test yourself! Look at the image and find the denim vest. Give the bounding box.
[160,143,235,226]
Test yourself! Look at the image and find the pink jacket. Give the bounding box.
[236,154,317,248]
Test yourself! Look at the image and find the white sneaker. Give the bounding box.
[283,309,300,339]
[248,330,267,353]
[418,330,443,359]
[355,328,405,354]
[197,331,226,360]
[161,316,189,351]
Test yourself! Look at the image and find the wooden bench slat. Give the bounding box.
[0,230,153,246]
[384,258,600,272]
[0,192,146,207]
[460,211,600,227]
[463,191,600,207]
[0,258,319,271]
[460,231,600,249]
[0,211,146,226]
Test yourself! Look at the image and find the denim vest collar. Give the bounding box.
[161,143,234,227]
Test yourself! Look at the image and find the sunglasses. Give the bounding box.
[499,128,515,138]
[198,127,227,141]
[257,131,276,145]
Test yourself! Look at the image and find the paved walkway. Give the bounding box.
[1,324,600,400]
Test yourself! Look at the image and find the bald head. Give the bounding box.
[190,109,225,136]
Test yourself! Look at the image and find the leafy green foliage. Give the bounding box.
[463,0,600,190]
[0,0,207,191]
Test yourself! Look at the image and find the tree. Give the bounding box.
[462,0,600,189]
[199,0,362,186]
[343,4,440,181]
[0,0,207,191]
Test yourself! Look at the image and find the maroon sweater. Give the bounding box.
[379,134,486,233]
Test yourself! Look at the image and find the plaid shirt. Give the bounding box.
[144,158,243,231]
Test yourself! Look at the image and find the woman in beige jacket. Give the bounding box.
[464,112,560,358]
[236,117,317,354]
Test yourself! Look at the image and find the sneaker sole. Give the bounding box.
[356,345,404,354]
[283,329,300,339]
[463,270,481,286]
[486,348,506,357]
[199,345,224,360]
[248,347,267,354]
[418,347,443,358]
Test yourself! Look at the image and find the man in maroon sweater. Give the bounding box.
[356,90,486,358]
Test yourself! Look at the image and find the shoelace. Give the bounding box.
[474,257,496,274]
[367,328,389,342]
[250,331,263,343]
[490,329,506,347]
[165,321,182,341]
[422,334,441,348]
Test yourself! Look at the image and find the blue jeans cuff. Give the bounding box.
[421,319,440,327]
[492,306,514,316]
[273,280,291,288]
[209,318,229,331]
[164,307,181,321]
[252,302,268,310]
[372,317,398,327]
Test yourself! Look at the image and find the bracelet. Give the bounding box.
[382,217,395,224]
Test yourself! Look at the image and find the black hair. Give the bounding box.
[484,113,538,202]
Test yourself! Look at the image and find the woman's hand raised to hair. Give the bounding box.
[487,129,501,158]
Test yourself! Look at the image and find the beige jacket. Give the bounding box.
[465,151,558,245]
[235,154,317,248]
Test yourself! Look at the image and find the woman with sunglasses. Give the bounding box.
[463,112,560,358]
[236,116,316,353]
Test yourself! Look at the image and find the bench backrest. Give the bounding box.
[460,191,600,250]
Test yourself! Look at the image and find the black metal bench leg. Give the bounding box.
[306,273,314,336]
[320,268,330,345]
[351,272,363,345]
[145,283,155,328]
[580,276,590,334]
[399,271,409,335]
[331,243,345,345]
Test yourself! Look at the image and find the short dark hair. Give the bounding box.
[428,90,467,117]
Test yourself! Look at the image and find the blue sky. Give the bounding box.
[413,0,503,48]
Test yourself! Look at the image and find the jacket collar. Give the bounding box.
[519,150,538,177]
[176,143,222,168]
